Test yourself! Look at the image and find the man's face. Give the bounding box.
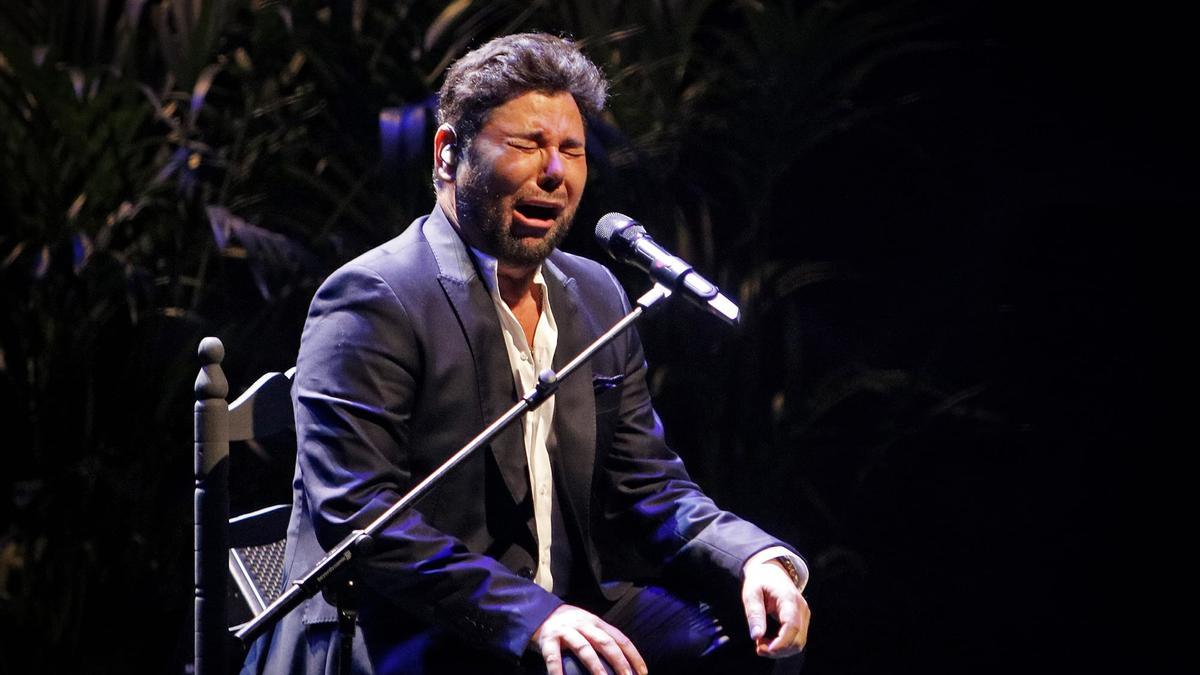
[453,90,587,267]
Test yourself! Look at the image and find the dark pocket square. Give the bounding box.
[592,374,624,393]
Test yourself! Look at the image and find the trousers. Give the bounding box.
[244,584,805,675]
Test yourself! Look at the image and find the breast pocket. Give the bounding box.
[592,373,624,461]
[592,373,624,415]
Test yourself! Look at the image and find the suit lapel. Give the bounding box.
[424,208,531,508]
[543,256,596,552]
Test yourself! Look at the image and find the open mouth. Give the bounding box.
[512,202,562,232]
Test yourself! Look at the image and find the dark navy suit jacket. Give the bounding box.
[244,207,789,673]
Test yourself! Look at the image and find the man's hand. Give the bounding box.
[742,559,810,658]
[531,604,648,675]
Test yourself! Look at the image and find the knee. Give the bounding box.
[561,652,617,675]
[520,651,617,675]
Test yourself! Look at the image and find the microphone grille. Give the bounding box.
[595,212,634,246]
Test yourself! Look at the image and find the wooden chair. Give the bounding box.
[193,337,294,675]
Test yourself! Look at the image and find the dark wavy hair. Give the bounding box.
[436,33,608,150]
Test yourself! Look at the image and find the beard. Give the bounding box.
[454,166,575,267]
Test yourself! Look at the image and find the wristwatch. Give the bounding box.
[773,555,804,589]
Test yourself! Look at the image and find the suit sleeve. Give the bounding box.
[293,263,560,660]
[595,269,801,585]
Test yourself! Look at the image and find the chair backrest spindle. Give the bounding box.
[194,337,231,675]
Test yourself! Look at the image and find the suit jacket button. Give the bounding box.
[518,566,534,579]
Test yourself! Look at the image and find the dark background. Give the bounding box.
[0,1,1187,673]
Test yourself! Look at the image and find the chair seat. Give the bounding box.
[229,503,291,620]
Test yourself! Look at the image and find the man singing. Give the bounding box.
[245,33,808,675]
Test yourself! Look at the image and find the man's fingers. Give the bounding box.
[562,631,609,675]
[777,596,799,626]
[743,587,767,639]
[760,597,809,657]
[770,596,801,649]
[532,604,648,675]
[541,640,564,675]
[577,622,641,675]
[606,623,647,675]
[765,619,800,654]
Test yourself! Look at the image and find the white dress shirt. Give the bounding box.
[472,249,559,592]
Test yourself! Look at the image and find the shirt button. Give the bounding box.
[519,352,529,362]
[539,485,548,496]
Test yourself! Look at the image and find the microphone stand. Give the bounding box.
[233,283,674,670]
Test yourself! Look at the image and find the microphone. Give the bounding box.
[595,212,740,325]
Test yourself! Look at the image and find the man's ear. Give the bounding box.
[434,124,458,182]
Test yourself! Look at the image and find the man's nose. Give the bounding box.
[538,149,565,191]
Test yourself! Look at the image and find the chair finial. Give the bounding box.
[198,336,226,365]
[196,337,228,399]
